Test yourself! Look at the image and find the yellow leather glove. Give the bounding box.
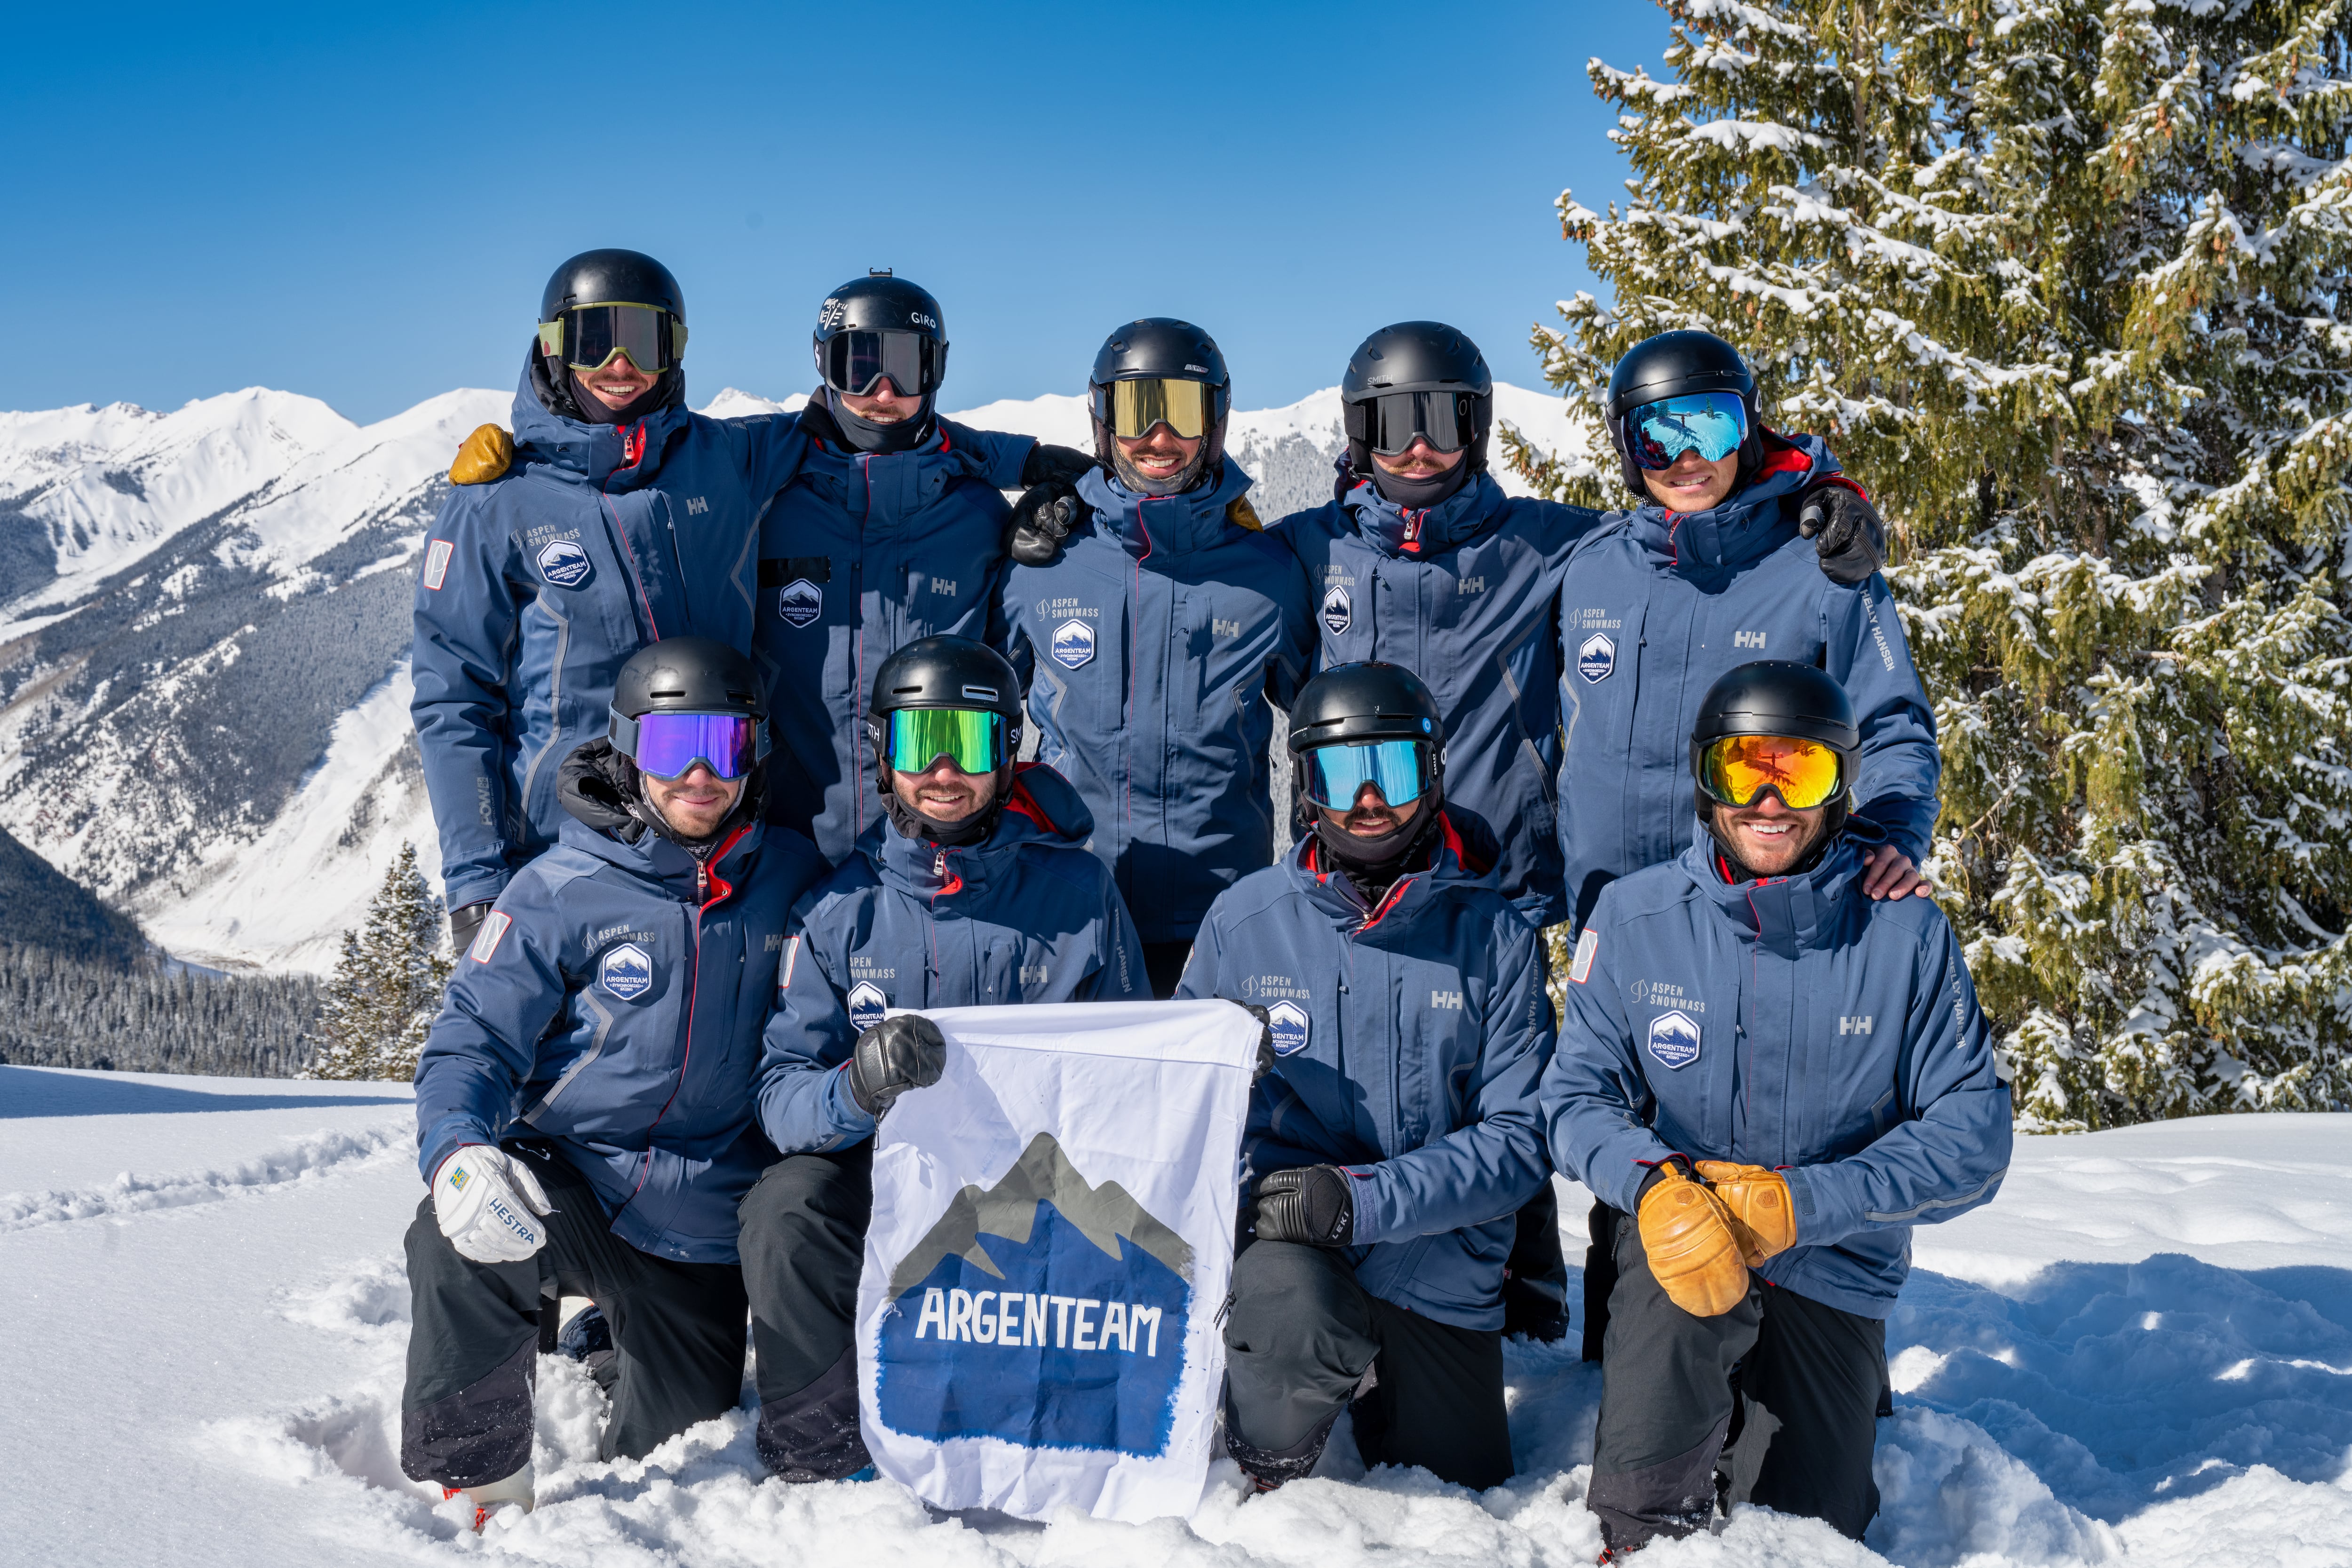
[1636,1162,1750,1317]
[1693,1161,1799,1266]
[449,424,515,485]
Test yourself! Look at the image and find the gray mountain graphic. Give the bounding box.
[887,1131,1193,1296]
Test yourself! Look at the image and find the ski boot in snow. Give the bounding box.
[555,1296,619,1393]
[442,1461,533,1532]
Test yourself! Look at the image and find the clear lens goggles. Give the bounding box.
[1097,378,1215,440]
[1628,391,1749,470]
[1302,739,1431,810]
[819,330,941,398]
[1367,390,1472,456]
[538,303,685,374]
[1698,733,1845,812]
[886,707,1003,776]
[615,710,761,781]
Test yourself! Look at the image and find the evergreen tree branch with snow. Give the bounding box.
[1511,0,2352,1128]
[304,841,451,1082]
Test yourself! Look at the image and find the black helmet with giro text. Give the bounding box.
[812,270,948,398]
[1087,318,1232,495]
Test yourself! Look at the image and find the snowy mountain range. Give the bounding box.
[0,381,1595,973]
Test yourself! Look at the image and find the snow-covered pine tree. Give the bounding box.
[304,842,452,1081]
[1510,0,2352,1128]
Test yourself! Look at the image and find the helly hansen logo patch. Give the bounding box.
[422,539,454,590]
[1734,629,1767,649]
[468,911,512,963]
[685,496,709,515]
[931,577,957,597]
[1430,990,1463,1010]
[1213,617,1240,639]
[1459,577,1486,594]
[1841,1015,1874,1035]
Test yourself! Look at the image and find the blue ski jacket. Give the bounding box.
[1555,436,1940,930]
[1283,466,1605,927]
[1541,824,2011,1318]
[1177,813,1555,1331]
[755,764,1150,1154]
[411,366,807,912]
[412,746,829,1265]
[753,416,1033,864]
[1001,463,1315,943]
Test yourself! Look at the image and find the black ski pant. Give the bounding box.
[1587,1208,1888,1551]
[1142,940,1192,1000]
[1501,1180,1569,1342]
[1222,1239,1513,1491]
[737,1143,873,1480]
[400,1145,749,1487]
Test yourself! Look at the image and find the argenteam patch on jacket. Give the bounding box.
[599,942,653,1000]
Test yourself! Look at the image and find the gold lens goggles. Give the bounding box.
[1102,377,1214,440]
[1698,733,1845,811]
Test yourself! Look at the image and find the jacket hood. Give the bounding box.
[1337,460,1510,559]
[862,763,1096,898]
[795,400,993,501]
[1287,807,1500,929]
[1076,457,1257,557]
[1676,817,1883,958]
[1611,430,1836,572]
[512,353,695,487]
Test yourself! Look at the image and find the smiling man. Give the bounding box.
[1541,661,2010,1554]
[1177,661,1553,1494]
[401,638,826,1528]
[740,635,1147,1482]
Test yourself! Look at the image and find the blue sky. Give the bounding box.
[5,1,1671,424]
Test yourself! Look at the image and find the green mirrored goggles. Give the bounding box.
[886,707,1004,775]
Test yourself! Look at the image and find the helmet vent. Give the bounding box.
[650,687,685,698]
[961,684,1000,702]
[869,267,892,277]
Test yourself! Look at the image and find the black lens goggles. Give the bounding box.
[818,330,944,398]
[537,303,686,374]
[1350,390,1475,456]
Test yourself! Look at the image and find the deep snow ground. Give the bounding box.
[3,1068,2349,1568]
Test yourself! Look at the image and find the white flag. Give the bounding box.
[855,999,1258,1523]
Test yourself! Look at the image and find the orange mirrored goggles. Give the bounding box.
[1697,733,1846,811]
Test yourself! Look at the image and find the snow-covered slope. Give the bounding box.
[0,381,1591,974]
[3,1079,2345,1568]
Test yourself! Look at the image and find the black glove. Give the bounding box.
[1006,484,1085,567]
[1020,442,1097,490]
[449,900,492,954]
[1798,479,1886,585]
[1241,1003,1276,1082]
[848,1014,947,1118]
[1252,1165,1354,1246]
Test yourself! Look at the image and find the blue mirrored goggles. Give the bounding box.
[1627,391,1749,470]
[1301,739,1432,810]
[609,710,768,780]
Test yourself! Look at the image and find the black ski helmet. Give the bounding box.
[607,635,771,763]
[1088,318,1233,482]
[1605,330,1762,498]
[1287,661,1445,819]
[1340,322,1494,478]
[540,248,687,327]
[865,635,1024,785]
[811,269,948,392]
[1689,659,1857,839]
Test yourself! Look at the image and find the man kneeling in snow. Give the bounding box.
[741,636,1148,1482]
[402,639,825,1527]
[1542,661,2011,1555]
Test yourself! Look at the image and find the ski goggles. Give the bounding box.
[1095,377,1216,441]
[1301,739,1433,810]
[1626,391,1749,470]
[537,303,686,375]
[1697,733,1846,812]
[884,707,1006,776]
[818,330,943,398]
[610,710,764,781]
[1361,390,1475,456]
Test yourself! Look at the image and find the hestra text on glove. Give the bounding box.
[431,1146,554,1265]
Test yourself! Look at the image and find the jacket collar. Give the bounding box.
[862,764,1096,900]
[1075,459,1257,558]
[1285,808,1497,931]
[511,360,695,488]
[1339,465,1510,559]
[1679,820,1875,957]
[1609,431,1833,572]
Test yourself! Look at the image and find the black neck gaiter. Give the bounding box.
[825,388,934,454]
[1370,458,1472,510]
[1112,444,1211,498]
[1313,804,1442,907]
[569,371,673,427]
[883,783,1002,850]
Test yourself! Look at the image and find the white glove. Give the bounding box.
[431,1146,554,1264]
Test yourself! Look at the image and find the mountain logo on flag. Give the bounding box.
[875,1131,1191,1457]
